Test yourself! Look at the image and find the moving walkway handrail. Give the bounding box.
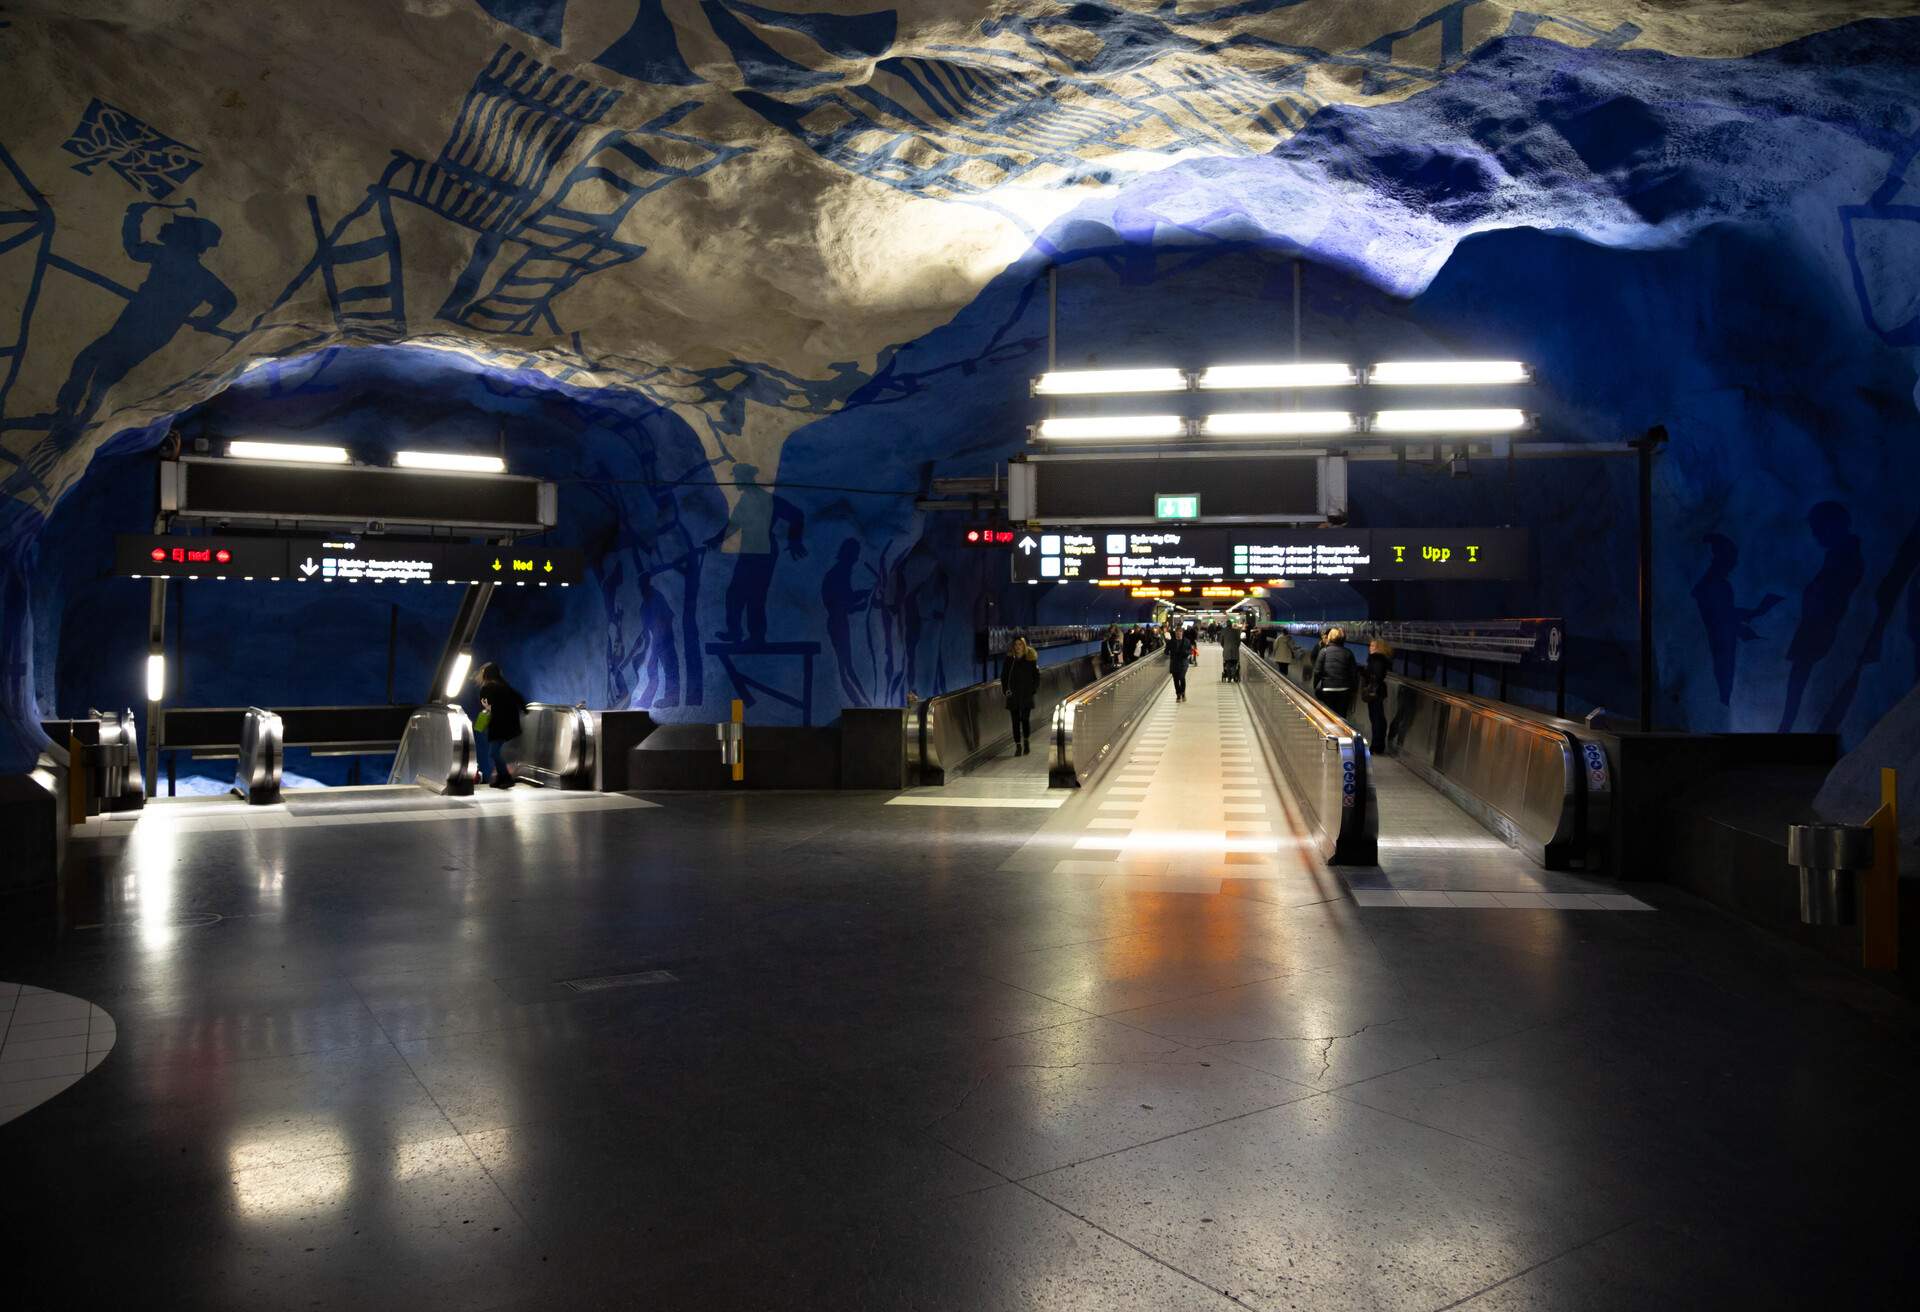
[234,707,284,805]
[1381,674,1610,870]
[389,704,479,797]
[912,653,1105,784]
[1242,653,1376,864]
[1049,651,1167,789]
[516,703,596,789]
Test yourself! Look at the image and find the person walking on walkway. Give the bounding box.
[1220,622,1242,681]
[1166,626,1193,703]
[474,661,528,788]
[1361,637,1394,751]
[1000,636,1041,755]
[1311,626,1358,719]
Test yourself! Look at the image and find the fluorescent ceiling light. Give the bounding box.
[146,653,165,702]
[1036,415,1185,440]
[227,440,350,464]
[1371,408,1531,434]
[1197,363,1357,390]
[1202,411,1356,437]
[1368,361,1530,386]
[394,450,507,473]
[444,651,472,700]
[1034,368,1187,396]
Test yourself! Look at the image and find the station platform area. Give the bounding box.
[2,647,1915,1310]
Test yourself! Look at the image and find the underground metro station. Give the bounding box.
[3,3,1920,1308]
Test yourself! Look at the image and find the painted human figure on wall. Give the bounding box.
[1691,533,1781,707]
[1780,501,1865,732]
[821,537,871,704]
[605,554,680,709]
[705,463,806,645]
[53,201,234,435]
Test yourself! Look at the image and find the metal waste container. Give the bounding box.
[1785,823,1874,926]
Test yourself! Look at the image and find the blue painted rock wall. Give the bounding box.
[8,14,1920,772]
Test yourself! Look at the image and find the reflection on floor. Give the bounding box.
[72,783,659,838]
[2,659,1911,1307]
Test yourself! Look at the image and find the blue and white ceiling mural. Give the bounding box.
[5,0,1920,774]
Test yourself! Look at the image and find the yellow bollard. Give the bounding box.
[731,698,745,783]
[1862,768,1899,971]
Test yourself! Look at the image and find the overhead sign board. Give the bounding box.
[116,534,288,578]
[1013,527,1528,583]
[118,536,584,585]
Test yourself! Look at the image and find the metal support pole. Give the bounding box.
[144,575,166,795]
[1047,264,1057,372]
[1631,426,1667,732]
[1292,259,1302,363]
[428,580,497,705]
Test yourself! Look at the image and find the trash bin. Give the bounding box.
[1785,823,1874,926]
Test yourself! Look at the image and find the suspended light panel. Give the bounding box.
[1370,408,1531,434]
[1036,415,1186,440]
[444,651,472,700]
[228,440,351,464]
[395,451,507,474]
[1196,363,1357,390]
[1202,411,1357,437]
[1033,368,1187,396]
[145,654,165,702]
[1367,361,1530,386]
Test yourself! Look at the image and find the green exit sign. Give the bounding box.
[1155,493,1200,520]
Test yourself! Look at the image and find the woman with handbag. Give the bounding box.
[474,660,528,788]
[1000,636,1041,756]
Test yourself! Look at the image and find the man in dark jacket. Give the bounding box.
[475,661,528,788]
[1310,627,1358,718]
[1219,623,1241,681]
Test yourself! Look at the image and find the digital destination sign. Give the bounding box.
[1012,527,1527,583]
[118,536,584,585]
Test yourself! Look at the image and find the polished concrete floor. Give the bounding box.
[3,651,1916,1309]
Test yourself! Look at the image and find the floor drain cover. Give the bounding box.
[562,969,678,992]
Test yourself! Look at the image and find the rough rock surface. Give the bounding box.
[6,2,1920,769]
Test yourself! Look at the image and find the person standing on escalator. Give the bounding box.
[475,661,528,788]
[1166,626,1193,703]
[1000,637,1041,756]
[1361,638,1394,752]
[1311,627,1358,719]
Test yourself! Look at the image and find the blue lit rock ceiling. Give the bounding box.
[5,2,1920,769]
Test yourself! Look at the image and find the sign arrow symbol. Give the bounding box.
[543,559,553,573]
[491,558,502,571]
[299,557,318,577]
[1018,536,1037,555]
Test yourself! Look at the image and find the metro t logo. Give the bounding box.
[1467,545,1479,563]
[1392,545,1405,562]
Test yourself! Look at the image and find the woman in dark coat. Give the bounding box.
[1000,637,1042,755]
[1361,638,1394,752]
[475,660,528,788]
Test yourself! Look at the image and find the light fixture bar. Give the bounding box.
[1196,363,1357,390]
[227,440,351,464]
[395,451,508,473]
[146,653,165,702]
[1367,361,1530,386]
[1036,415,1186,440]
[1201,411,1357,437]
[1033,368,1188,396]
[1370,408,1531,434]
[444,650,472,700]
